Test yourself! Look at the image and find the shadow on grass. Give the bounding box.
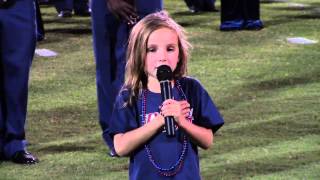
[172,11,216,17]
[270,2,320,10]
[261,18,294,27]
[215,70,320,154]
[35,19,92,45]
[36,36,64,45]
[203,150,320,179]
[43,18,91,25]
[171,11,215,28]
[28,103,99,144]
[215,113,320,155]
[40,11,56,17]
[263,11,320,27]
[178,21,200,28]
[172,11,200,16]
[260,0,288,4]
[38,144,95,153]
[176,18,212,28]
[271,6,315,11]
[269,2,320,18]
[263,3,320,27]
[289,13,320,19]
[219,69,320,111]
[46,28,92,35]
[248,73,320,91]
[273,10,320,20]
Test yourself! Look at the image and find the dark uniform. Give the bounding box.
[54,0,90,17]
[184,0,217,13]
[35,0,45,41]
[91,0,163,154]
[0,0,38,164]
[220,0,263,31]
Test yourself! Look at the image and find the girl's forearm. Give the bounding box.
[178,118,213,149]
[114,119,164,156]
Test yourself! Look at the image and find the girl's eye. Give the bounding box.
[167,46,175,52]
[147,47,156,52]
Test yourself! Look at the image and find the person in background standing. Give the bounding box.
[184,0,218,13]
[91,0,163,156]
[0,0,39,164]
[55,0,90,18]
[35,0,45,41]
[220,0,263,31]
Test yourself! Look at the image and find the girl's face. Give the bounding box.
[145,27,179,80]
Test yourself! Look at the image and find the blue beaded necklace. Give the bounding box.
[142,80,189,177]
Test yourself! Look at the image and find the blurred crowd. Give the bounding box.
[35,0,263,41]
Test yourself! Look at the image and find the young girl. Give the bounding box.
[108,11,224,179]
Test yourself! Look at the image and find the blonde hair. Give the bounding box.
[123,11,191,105]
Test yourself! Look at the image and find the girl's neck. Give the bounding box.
[147,76,174,93]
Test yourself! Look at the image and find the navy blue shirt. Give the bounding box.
[109,77,224,180]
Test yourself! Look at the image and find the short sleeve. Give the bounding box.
[181,77,224,134]
[107,90,139,138]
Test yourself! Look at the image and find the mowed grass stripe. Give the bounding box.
[200,135,320,179]
[247,162,320,180]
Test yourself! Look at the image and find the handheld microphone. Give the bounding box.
[156,65,175,137]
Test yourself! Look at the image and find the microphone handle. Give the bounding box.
[164,116,175,136]
[160,80,175,137]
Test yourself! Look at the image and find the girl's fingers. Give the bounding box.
[182,108,190,115]
[162,99,176,106]
[179,101,190,109]
[161,100,190,118]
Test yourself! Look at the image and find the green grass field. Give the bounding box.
[1,0,319,179]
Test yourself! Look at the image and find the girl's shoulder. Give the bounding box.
[178,76,205,90]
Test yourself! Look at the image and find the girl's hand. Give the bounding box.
[160,99,190,126]
[154,113,165,127]
[179,100,191,118]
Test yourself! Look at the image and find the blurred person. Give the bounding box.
[54,0,90,18]
[0,0,39,164]
[220,0,263,31]
[184,0,217,13]
[35,0,45,41]
[91,0,163,156]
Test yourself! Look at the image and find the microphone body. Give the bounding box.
[157,65,176,137]
[159,80,176,137]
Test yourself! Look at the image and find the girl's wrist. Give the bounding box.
[154,115,165,128]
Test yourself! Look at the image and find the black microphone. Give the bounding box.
[157,65,175,137]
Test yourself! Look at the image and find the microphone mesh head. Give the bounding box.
[156,65,173,81]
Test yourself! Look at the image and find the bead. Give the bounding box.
[141,80,189,176]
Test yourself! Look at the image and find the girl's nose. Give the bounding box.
[158,49,168,62]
